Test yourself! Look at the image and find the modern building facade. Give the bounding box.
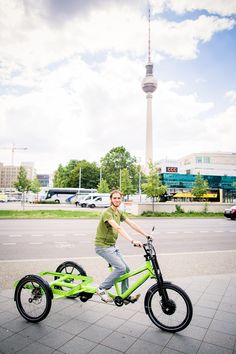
[37,174,50,187]
[0,162,36,190]
[158,152,236,177]
[160,173,236,202]
[178,152,236,177]
[157,152,236,202]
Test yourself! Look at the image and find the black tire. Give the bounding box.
[80,203,86,207]
[90,204,95,208]
[55,199,60,204]
[144,282,193,332]
[55,261,87,299]
[14,275,52,323]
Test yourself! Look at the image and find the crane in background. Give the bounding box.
[0,144,28,166]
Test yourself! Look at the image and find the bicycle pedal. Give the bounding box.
[124,294,141,305]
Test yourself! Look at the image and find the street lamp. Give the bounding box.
[135,157,142,202]
[79,167,82,188]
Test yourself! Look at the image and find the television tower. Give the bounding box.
[142,8,157,168]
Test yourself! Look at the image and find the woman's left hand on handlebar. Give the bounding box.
[132,240,143,247]
[146,234,153,240]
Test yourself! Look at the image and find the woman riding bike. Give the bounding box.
[95,190,150,303]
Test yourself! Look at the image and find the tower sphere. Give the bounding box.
[142,74,157,93]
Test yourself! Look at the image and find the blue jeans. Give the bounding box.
[95,246,130,293]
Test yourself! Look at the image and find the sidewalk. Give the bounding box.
[0,273,236,354]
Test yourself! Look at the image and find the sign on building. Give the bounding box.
[166,167,178,173]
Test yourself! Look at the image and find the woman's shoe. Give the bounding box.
[96,288,113,303]
[124,294,141,305]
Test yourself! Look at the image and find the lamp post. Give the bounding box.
[100,167,102,184]
[136,157,142,203]
[79,167,82,188]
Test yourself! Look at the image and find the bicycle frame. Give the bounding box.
[108,259,155,300]
[30,256,156,301]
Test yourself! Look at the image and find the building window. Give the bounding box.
[195,156,202,164]
[195,156,210,164]
[203,156,210,163]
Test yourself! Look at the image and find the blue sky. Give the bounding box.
[0,0,235,173]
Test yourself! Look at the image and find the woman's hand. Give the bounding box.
[131,240,143,247]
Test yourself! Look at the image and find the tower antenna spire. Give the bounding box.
[148,7,151,63]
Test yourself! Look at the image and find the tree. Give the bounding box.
[233,182,236,188]
[97,179,110,193]
[120,168,136,199]
[53,160,100,188]
[30,177,41,194]
[100,146,138,190]
[70,160,100,188]
[30,177,41,201]
[14,166,31,209]
[191,173,209,200]
[53,164,67,187]
[142,162,167,211]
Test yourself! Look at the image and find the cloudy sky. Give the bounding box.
[0,0,236,174]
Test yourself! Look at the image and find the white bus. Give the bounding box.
[45,188,97,204]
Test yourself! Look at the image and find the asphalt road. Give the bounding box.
[0,218,236,259]
[0,218,236,288]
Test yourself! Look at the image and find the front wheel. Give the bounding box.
[14,275,52,323]
[144,282,193,332]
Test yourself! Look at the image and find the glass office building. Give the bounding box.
[160,173,236,202]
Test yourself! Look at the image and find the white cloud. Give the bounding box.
[0,0,235,79]
[152,15,235,59]
[153,93,236,160]
[0,0,235,173]
[225,90,236,103]
[151,0,236,16]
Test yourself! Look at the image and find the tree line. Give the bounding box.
[14,145,228,205]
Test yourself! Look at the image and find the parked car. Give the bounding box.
[7,196,19,202]
[79,193,110,207]
[224,205,236,220]
[0,194,7,202]
[87,196,110,208]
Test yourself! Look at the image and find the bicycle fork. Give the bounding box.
[151,255,171,304]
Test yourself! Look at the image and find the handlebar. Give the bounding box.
[143,236,156,257]
[132,227,155,251]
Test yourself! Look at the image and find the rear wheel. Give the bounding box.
[145,282,193,332]
[55,261,87,298]
[15,275,52,323]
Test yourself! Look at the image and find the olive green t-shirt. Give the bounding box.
[95,207,127,247]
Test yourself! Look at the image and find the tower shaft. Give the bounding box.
[145,93,153,165]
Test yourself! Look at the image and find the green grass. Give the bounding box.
[0,210,101,219]
[141,211,224,218]
[0,210,224,218]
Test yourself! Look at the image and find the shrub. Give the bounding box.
[32,201,57,204]
[175,204,185,214]
[203,202,209,213]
